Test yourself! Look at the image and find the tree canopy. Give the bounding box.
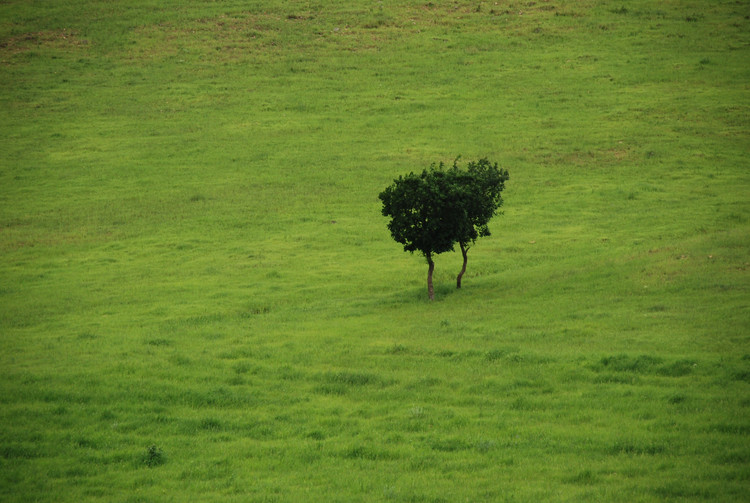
[379,158,508,299]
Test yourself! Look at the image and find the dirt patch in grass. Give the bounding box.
[127,13,288,62]
[0,30,89,63]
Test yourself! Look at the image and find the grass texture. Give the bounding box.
[1,1,748,501]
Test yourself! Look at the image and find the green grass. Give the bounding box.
[1,0,748,501]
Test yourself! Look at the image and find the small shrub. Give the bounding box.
[142,445,165,468]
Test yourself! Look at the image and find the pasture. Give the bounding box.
[1,1,748,501]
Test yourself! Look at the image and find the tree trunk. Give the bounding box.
[457,242,468,289]
[427,253,435,301]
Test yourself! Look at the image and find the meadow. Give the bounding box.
[1,0,748,501]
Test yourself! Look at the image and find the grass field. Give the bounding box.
[1,0,749,501]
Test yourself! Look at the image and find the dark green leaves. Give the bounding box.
[447,157,509,249]
[378,169,458,257]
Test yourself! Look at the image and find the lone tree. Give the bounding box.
[378,169,459,300]
[379,158,508,299]
[447,158,509,288]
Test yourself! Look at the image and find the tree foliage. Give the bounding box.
[379,158,508,299]
[446,158,509,288]
[378,170,456,257]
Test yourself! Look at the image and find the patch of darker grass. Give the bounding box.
[429,437,471,452]
[592,354,696,377]
[608,440,666,456]
[714,449,749,465]
[475,439,497,453]
[657,359,696,377]
[145,338,172,347]
[732,369,750,383]
[341,445,398,461]
[198,417,223,432]
[1,444,41,460]
[667,393,687,404]
[653,482,716,499]
[324,371,381,386]
[564,469,599,485]
[315,370,386,395]
[306,430,325,440]
[177,387,255,408]
[385,343,409,354]
[707,423,750,435]
[405,377,442,391]
[485,348,519,361]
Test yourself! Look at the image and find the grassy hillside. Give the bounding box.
[1,1,748,501]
